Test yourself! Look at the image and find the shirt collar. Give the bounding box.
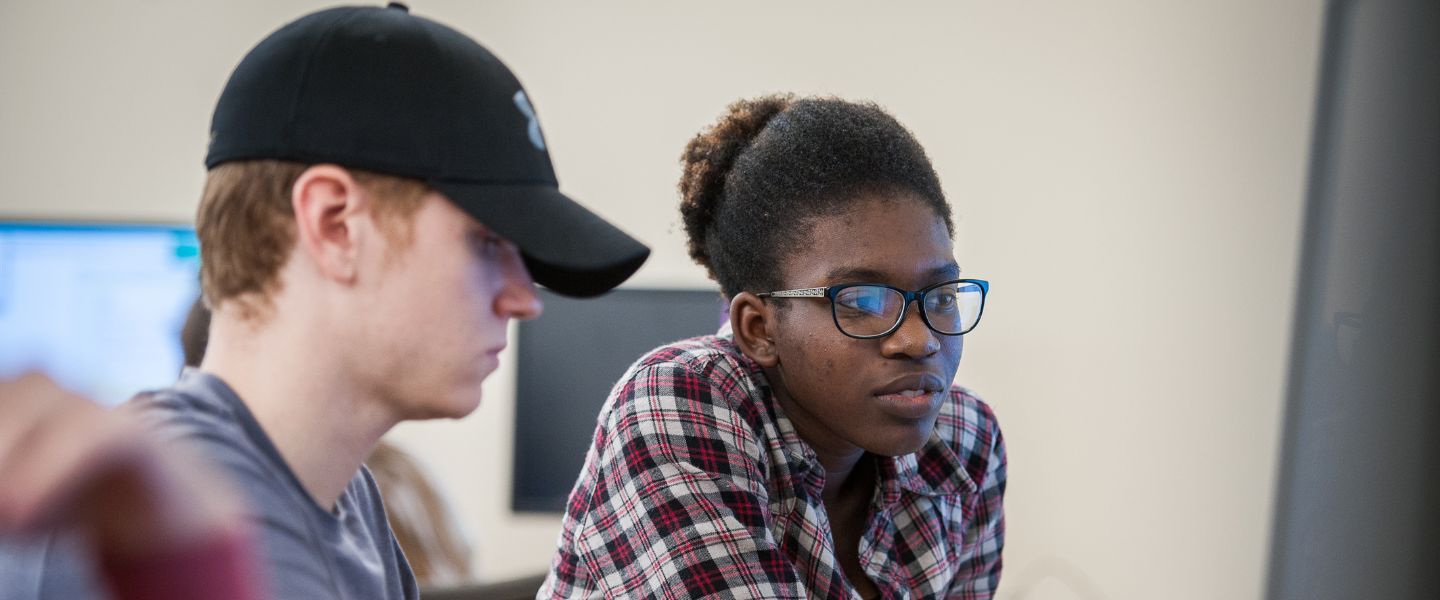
[883,430,977,500]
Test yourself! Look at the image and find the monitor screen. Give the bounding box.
[0,221,201,406]
[512,287,727,512]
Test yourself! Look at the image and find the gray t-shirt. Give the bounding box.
[0,369,418,599]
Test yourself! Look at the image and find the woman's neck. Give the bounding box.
[767,367,870,501]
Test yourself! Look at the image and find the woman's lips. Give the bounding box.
[874,389,944,419]
[873,374,947,419]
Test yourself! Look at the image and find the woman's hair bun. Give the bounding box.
[678,94,793,275]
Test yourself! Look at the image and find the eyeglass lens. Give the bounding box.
[832,281,984,337]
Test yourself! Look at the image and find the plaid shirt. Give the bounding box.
[540,335,1006,599]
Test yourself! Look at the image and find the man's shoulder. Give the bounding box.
[123,377,296,516]
[129,380,410,598]
[125,370,258,437]
[126,383,242,440]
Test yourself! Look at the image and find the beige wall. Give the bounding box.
[0,1,1324,598]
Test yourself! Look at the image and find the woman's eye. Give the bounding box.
[929,290,959,311]
[837,289,888,316]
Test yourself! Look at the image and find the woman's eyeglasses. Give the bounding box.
[757,279,988,340]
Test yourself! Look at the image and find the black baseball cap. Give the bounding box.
[205,3,648,297]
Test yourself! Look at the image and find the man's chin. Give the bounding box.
[404,392,483,421]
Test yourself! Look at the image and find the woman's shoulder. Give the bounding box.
[602,335,769,418]
[619,335,763,396]
[595,335,776,475]
[632,334,747,367]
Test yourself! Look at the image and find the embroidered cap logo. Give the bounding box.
[512,90,545,151]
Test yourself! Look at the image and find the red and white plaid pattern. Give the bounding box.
[540,335,1006,599]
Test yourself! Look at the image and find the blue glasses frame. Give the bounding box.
[757,278,989,339]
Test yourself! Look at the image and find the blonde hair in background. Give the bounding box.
[366,441,475,587]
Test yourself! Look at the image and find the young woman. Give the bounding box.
[542,95,1005,599]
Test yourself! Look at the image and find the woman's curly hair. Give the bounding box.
[678,95,952,298]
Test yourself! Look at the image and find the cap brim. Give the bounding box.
[430,182,650,298]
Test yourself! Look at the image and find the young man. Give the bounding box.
[0,4,648,599]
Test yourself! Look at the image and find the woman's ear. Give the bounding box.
[730,292,779,367]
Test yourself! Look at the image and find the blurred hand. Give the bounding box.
[0,372,241,557]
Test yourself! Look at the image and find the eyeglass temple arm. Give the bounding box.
[757,287,828,298]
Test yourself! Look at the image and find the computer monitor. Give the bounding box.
[0,221,201,406]
[511,287,727,512]
[1266,2,1440,598]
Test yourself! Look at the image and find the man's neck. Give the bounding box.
[199,307,398,512]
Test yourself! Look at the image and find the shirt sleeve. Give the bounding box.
[558,361,807,599]
[947,402,1007,600]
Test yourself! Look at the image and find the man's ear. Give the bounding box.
[730,292,779,367]
[291,164,367,284]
